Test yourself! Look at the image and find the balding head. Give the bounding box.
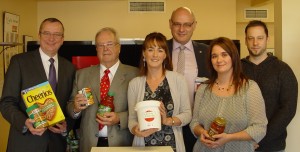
[169,7,197,45]
[170,7,195,21]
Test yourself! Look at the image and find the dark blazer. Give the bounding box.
[67,63,138,152]
[167,39,210,77]
[167,39,209,152]
[0,50,75,152]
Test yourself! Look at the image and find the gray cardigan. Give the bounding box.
[128,70,192,152]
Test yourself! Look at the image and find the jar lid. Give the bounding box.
[26,103,39,113]
[215,117,226,126]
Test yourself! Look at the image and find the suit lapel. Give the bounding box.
[56,56,65,99]
[193,41,202,58]
[32,50,48,81]
[167,39,174,57]
[89,65,101,103]
[110,63,126,92]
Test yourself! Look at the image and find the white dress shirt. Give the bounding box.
[172,40,198,106]
[39,48,58,80]
[98,60,120,137]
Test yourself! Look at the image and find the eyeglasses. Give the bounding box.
[171,20,195,29]
[96,42,119,49]
[40,31,64,39]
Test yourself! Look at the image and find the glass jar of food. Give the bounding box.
[207,117,226,141]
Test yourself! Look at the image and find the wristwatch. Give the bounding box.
[61,130,68,137]
[171,117,175,126]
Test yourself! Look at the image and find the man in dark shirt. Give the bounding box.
[241,20,298,152]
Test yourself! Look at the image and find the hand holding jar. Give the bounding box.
[207,117,226,141]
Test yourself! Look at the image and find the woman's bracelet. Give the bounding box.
[170,117,175,126]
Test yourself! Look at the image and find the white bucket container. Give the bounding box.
[135,100,161,131]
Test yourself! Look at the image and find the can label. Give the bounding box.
[97,105,112,116]
[78,88,94,106]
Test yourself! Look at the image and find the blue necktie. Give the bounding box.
[49,58,57,92]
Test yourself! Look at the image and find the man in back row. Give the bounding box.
[168,7,210,152]
[242,20,298,152]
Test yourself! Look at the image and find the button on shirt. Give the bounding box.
[98,60,119,137]
[39,49,58,81]
[172,40,198,106]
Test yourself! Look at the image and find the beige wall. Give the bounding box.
[0,0,37,151]
[37,0,236,41]
[275,0,300,151]
[0,0,38,93]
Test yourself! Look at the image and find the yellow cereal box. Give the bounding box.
[21,81,65,126]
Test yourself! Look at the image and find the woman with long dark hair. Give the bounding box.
[190,37,267,152]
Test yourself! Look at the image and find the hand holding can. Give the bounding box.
[78,88,94,106]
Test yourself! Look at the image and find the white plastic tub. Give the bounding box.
[135,100,161,131]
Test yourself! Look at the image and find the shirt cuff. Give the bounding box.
[22,125,28,134]
[61,130,68,136]
[73,110,81,119]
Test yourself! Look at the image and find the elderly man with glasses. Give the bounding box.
[67,27,138,152]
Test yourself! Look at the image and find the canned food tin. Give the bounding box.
[78,88,94,106]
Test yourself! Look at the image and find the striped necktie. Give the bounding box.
[48,58,57,92]
[177,45,185,75]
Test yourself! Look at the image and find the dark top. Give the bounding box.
[241,54,298,151]
[0,50,75,152]
[143,78,176,152]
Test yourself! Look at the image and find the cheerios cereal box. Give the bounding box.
[21,81,65,126]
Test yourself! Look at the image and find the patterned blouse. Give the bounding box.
[190,80,267,152]
[144,78,176,152]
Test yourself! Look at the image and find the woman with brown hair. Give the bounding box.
[190,37,267,152]
[128,32,191,152]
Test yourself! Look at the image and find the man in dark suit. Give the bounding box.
[168,7,209,152]
[67,27,138,152]
[0,18,75,152]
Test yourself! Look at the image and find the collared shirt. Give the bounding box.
[172,40,198,106]
[39,48,58,80]
[98,60,120,137]
[100,60,119,84]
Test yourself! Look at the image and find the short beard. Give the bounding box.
[248,48,267,57]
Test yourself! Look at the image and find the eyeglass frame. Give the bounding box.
[40,31,64,39]
[96,42,119,50]
[170,20,196,29]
